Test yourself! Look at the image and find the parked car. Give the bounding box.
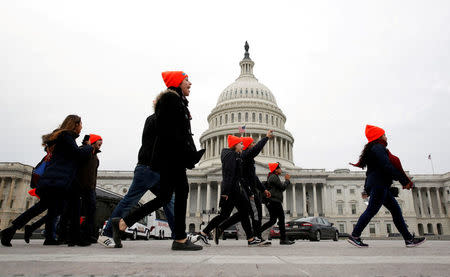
[285,217,339,242]
[268,226,280,240]
[222,224,239,240]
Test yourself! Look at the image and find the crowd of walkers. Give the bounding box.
[1,71,425,250]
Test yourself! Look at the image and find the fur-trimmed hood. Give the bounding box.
[153,88,180,110]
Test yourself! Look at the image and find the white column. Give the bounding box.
[217,183,221,210]
[283,139,287,159]
[322,184,328,216]
[292,183,297,217]
[302,183,308,216]
[283,190,287,211]
[436,188,443,217]
[274,137,279,157]
[417,188,425,217]
[426,188,434,217]
[206,182,211,211]
[196,183,201,217]
[215,137,219,157]
[6,178,16,209]
[0,178,5,206]
[206,140,209,158]
[186,185,191,217]
[313,183,318,216]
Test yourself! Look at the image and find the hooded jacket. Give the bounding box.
[241,137,268,195]
[137,114,158,168]
[364,143,410,193]
[266,173,289,204]
[220,148,243,196]
[37,131,93,192]
[151,88,203,171]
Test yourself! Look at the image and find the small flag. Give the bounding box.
[428,154,432,160]
[238,125,246,133]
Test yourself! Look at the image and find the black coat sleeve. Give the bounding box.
[371,143,410,186]
[221,152,237,196]
[254,176,266,192]
[61,133,93,161]
[242,137,268,160]
[268,174,287,191]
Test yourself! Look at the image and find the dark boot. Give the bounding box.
[1,226,17,247]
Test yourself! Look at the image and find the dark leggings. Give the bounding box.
[217,193,263,238]
[124,169,188,240]
[352,185,412,240]
[203,190,254,240]
[260,201,286,240]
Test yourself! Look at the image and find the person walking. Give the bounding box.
[260,162,295,245]
[213,130,273,245]
[97,112,175,248]
[1,115,93,246]
[347,124,426,248]
[110,71,205,251]
[194,135,262,247]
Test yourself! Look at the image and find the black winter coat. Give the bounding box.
[37,131,93,191]
[241,137,268,195]
[137,114,158,168]
[152,88,204,171]
[221,148,243,196]
[74,148,100,190]
[266,173,289,204]
[364,143,410,193]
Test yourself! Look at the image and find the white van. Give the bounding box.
[102,209,171,240]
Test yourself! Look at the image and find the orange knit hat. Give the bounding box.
[228,135,242,148]
[161,71,188,88]
[89,134,103,144]
[268,162,280,173]
[365,125,385,142]
[242,137,254,150]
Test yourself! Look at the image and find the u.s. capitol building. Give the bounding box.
[1,44,449,238]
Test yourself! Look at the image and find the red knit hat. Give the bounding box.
[89,134,103,144]
[161,71,188,88]
[242,137,254,150]
[365,125,385,142]
[228,135,242,148]
[268,162,280,173]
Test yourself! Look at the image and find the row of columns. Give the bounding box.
[0,177,17,210]
[414,187,446,218]
[187,182,324,218]
[202,134,293,160]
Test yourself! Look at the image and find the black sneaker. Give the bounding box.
[214,227,223,245]
[248,237,262,247]
[111,217,123,248]
[405,235,426,248]
[347,235,369,248]
[24,225,32,244]
[280,239,295,245]
[43,239,61,246]
[172,239,203,251]
[1,227,16,247]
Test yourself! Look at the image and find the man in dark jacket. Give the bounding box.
[194,135,261,247]
[260,162,295,245]
[213,130,273,244]
[110,71,205,251]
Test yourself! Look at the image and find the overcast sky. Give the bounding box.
[1,1,449,174]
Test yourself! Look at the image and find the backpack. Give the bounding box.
[30,152,52,188]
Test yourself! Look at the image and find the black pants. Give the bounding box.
[203,189,254,240]
[80,188,96,241]
[35,187,66,240]
[260,201,286,240]
[12,201,47,230]
[217,192,263,238]
[124,169,188,240]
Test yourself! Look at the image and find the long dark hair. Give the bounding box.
[355,139,386,169]
[42,115,81,146]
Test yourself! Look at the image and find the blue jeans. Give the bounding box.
[103,165,175,237]
[352,184,412,240]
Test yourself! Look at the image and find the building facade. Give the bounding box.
[1,44,449,238]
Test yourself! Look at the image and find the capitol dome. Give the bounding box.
[199,42,295,168]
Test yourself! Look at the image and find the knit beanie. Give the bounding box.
[268,162,280,173]
[228,135,242,148]
[242,137,254,150]
[365,125,385,142]
[89,134,103,144]
[161,71,188,88]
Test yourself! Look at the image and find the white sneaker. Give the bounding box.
[191,233,211,246]
[98,235,116,248]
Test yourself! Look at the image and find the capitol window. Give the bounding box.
[245,112,248,122]
[231,113,234,123]
[225,114,228,124]
[276,117,279,127]
[337,203,343,215]
[238,113,241,122]
[351,203,357,214]
[265,114,268,123]
[271,115,274,125]
[350,188,355,194]
[252,113,255,122]
[337,189,342,194]
[259,113,262,123]
[215,118,217,127]
[220,116,222,125]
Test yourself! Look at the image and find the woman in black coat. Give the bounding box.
[1,115,93,246]
[348,125,425,248]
